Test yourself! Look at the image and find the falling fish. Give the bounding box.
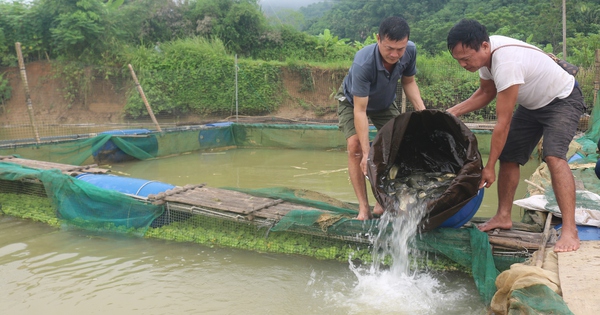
[383,169,456,212]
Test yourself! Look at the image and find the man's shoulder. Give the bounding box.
[354,44,377,60]
[406,40,417,56]
[490,35,529,49]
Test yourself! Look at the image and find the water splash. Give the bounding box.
[311,188,486,314]
[369,197,428,276]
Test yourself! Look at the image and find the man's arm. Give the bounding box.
[480,84,519,188]
[353,95,371,175]
[401,75,426,111]
[447,78,497,117]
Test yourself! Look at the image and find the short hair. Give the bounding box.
[379,16,410,42]
[447,19,490,52]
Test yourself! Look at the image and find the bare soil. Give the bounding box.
[0,61,340,126]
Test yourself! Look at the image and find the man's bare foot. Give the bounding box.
[554,229,580,252]
[356,210,373,221]
[373,203,384,216]
[477,214,513,232]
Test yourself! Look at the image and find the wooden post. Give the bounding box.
[535,212,553,268]
[15,42,41,144]
[128,64,162,133]
[562,0,567,58]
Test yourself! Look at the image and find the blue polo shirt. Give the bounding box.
[342,41,417,112]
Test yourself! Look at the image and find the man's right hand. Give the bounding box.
[360,154,368,176]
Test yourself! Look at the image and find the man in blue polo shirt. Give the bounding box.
[336,16,426,220]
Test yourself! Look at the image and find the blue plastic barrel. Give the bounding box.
[439,188,485,228]
[555,224,600,241]
[76,173,175,197]
[568,153,583,163]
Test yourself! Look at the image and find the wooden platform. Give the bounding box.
[151,184,323,221]
[0,155,108,176]
[0,155,332,226]
[558,240,600,315]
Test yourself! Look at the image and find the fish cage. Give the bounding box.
[0,120,521,304]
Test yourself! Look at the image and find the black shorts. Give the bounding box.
[499,86,586,165]
[335,84,399,139]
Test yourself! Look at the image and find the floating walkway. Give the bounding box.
[1,154,551,250]
[558,241,600,315]
[0,155,108,175]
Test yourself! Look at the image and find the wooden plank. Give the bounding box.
[254,202,320,220]
[558,241,600,315]
[486,228,546,247]
[488,235,541,250]
[164,186,279,214]
[0,156,107,174]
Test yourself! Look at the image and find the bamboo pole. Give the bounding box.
[128,64,162,132]
[562,0,567,58]
[487,236,540,250]
[15,42,41,144]
[535,212,553,268]
[525,180,552,268]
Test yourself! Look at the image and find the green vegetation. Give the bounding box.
[123,37,285,117]
[0,72,11,110]
[0,0,598,117]
[0,190,466,271]
[0,192,60,227]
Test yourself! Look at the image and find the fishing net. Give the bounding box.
[367,109,483,231]
[490,251,573,315]
[0,123,371,166]
[0,161,163,234]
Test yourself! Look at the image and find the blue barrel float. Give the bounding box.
[76,173,177,227]
[92,129,158,164]
[439,188,485,228]
[555,224,600,241]
[76,173,175,197]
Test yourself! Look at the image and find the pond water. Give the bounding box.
[1,147,540,314]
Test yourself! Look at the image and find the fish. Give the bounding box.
[388,164,399,180]
[383,170,456,212]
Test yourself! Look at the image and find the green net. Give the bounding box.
[0,161,163,234]
[232,123,373,149]
[507,284,574,315]
[416,226,527,304]
[0,134,157,166]
[0,123,374,166]
[576,94,600,159]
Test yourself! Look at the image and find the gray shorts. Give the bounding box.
[336,84,399,139]
[499,86,586,165]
